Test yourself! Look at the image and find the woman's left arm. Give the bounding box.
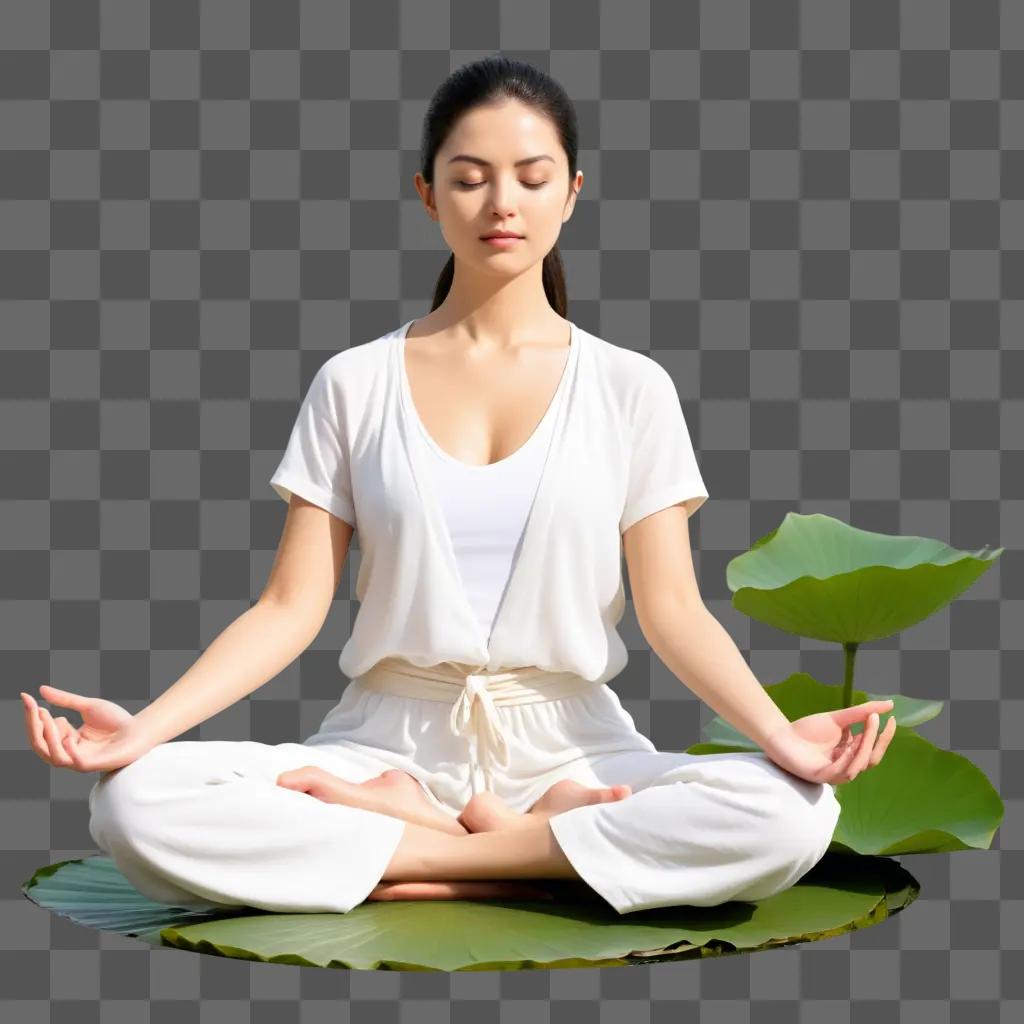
[623,504,895,784]
[624,504,792,750]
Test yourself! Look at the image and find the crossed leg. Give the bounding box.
[89,740,837,914]
[365,750,843,914]
[282,767,633,902]
[369,781,637,903]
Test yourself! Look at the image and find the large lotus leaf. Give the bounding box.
[685,692,1003,855]
[824,728,1003,855]
[23,852,919,970]
[697,672,939,752]
[20,856,245,946]
[726,512,1002,643]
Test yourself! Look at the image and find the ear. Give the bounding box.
[564,173,583,220]
[413,172,438,221]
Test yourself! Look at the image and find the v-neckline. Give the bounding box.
[394,317,582,668]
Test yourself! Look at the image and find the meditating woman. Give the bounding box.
[22,56,894,916]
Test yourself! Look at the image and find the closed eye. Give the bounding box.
[456,181,547,190]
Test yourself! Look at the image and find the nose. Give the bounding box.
[483,179,519,220]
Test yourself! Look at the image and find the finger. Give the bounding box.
[839,735,861,766]
[832,728,855,761]
[842,716,880,781]
[61,726,84,770]
[37,708,59,763]
[869,714,897,767]
[831,699,895,728]
[36,685,89,712]
[22,693,51,764]
[850,712,879,777]
[39,708,73,768]
[45,712,77,770]
[826,735,861,782]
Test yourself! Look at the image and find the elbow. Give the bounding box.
[254,595,328,646]
[638,597,711,650]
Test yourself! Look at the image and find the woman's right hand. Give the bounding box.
[21,685,153,774]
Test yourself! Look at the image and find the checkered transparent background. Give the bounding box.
[2,0,1022,1019]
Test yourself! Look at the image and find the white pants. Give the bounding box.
[87,658,842,916]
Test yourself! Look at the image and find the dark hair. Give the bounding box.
[419,55,578,317]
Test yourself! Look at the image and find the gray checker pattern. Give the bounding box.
[2,0,1023,1021]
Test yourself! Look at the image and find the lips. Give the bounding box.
[481,232,524,239]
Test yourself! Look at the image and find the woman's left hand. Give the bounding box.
[760,699,897,785]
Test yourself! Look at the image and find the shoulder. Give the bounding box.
[579,326,675,408]
[318,329,392,382]
[310,328,396,405]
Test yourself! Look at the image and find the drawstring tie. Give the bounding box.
[449,674,513,794]
[356,656,594,796]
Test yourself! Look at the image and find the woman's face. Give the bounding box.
[417,98,581,276]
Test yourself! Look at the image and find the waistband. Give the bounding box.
[357,656,595,796]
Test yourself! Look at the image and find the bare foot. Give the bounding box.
[458,779,633,834]
[358,770,470,836]
[277,766,469,836]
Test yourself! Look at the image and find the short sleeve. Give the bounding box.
[269,360,357,528]
[619,361,708,534]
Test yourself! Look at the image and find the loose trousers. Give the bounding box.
[87,657,842,916]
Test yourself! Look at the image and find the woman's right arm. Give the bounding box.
[130,494,356,748]
[25,495,355,771]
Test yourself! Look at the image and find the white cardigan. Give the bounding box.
[270,319,709,687]
[414,379,563,648]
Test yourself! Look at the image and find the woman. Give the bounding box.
[22,56,895,916]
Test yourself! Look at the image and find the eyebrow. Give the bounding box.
[446,154,555,168]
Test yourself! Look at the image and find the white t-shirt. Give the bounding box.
[269,319,709,687]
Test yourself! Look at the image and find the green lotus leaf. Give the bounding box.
[20,856,246,946]
[683,732,1002,856]
[698,672,940,752]
[726,512,1002,643]
[23,852,919,970]
[824,728,1004,855]
[686,707,1003,856]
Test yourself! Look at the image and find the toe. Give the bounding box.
[597,784,632,804]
